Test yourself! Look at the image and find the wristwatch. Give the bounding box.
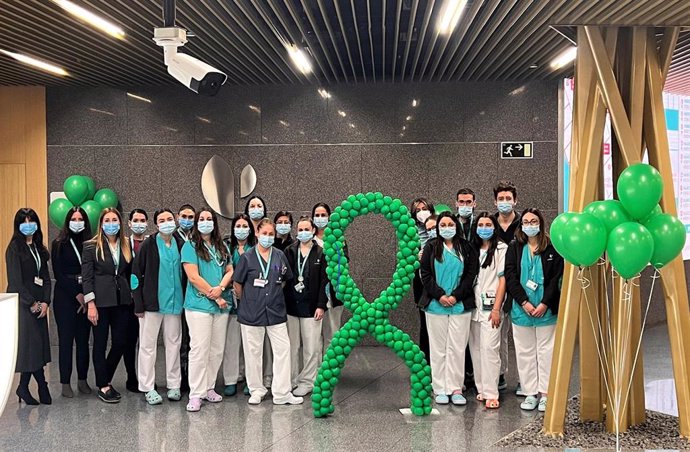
[220,285,226,292]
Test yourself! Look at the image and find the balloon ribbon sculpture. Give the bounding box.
[312,192,433,417]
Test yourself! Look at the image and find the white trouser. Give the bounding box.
[500,314,510,375]
[287,315,323,389]
[512,323,556,396]
[186,311,228,399]
[425,313,471,395]
[137,312,182,392]
[322,305,344,349]
[469,315,502,400]
[241,323,292,401]
[222,314,242,385]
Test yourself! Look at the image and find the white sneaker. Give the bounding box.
[293,385,312,397]
[273,394,304,405]
[248,393,263,405]
[538,396,547,412]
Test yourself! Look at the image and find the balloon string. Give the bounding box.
[598,257,616,383]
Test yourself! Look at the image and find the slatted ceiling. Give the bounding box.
[1,0,690,93]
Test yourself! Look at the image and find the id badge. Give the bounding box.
[77,275,83,284]
[482,291,495,311]
[34,277,44,287]
[294,282,305,293]
[253,278,267,288]
[526,279,538,291]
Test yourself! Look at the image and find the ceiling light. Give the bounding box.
[412,99,419,107]
[196,116,211,123]
[318,88,331,99]
[52,0,125,39]
[286,44,312,74]
[550,46,577,70]
[529,64,538,69]
[89,108,114,116]
[348,123,355,128]
[0,49,69,76]
[126,92,151,103]
[338,110,347,117]
[279,120,290,127]
[437,0,468,34]
[406,115,413,121]
[508,85,526,96]
[248,105,261,113]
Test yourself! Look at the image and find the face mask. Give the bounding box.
[19,222,38,236]
[416,210,431,224]
[439,227,456,240]
[158,221,176,235]
[102,223,120,236]
[497,202,514,215]
[427,229,437,239]
[457,206,473,219]
[234,227,250,241]
[276,224,291,235]
[297,230,314,243]
[522,225,540,237]
[130,223,147,235]
[179,218,194,230]
[197,220,214,235]
[314,217,329,229]
[248,207,264,220]
[477,227,494,240]
[69,221,85,234]
[258,235,274,248]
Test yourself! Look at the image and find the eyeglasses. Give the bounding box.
[522,219,540,226]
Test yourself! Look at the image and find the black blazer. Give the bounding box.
[274,235,294,252]
[504,241,564,314]
[132,232,186,313]
[51,238,83,302]
[418,239,479,310]
[283,241,328,317]
[82,240,132,308]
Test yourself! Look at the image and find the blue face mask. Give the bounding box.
[314,217,329,229]
[276,224,291,235]
[427,229,437,239]
[102,223,120,236]
[69,221,85,234]
[497,201,514,215]
[19,222,38,236]
[179,218,194,230]
[522,225,540,237]
[248,207,264,220]
[439,227,456,240]
[258,235,274,248]
[457,206,473,219]
[197,220,214,235]
[477,227,494,240]
[158,221,176,235]
[297,230,314,243]
[234,227,250,241]
[130,223,147,235]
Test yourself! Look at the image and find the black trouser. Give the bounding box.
[53,297,91,384]
[123,304,138,383]
[180,310,191,385]
[92,305,130,388]
[412,270,430,359]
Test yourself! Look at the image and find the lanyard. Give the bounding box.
[297,246,312,281]
[461,216,474,237]
[108,240,120,273]
[28,243,41,274]
[204,242,225,267]
[255,246,273,280]
[177,229,189,242]
[69,239,82,265]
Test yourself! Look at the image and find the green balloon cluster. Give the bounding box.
[48,175,119,228]
[550,164,686,279]
[313,193,432,418]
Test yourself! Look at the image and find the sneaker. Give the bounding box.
[145,390,163,405]
[451,391,467,406]
[167,388,182,401]
[498,375,507,391]
[223,384,237,397]
[520,395,539,411]
[186,397,202,412]
[515,383,526,397]
[203,389,223,403]
[98,387,120,404]
[435,393,450,405]
[248,393,263,405]
[110,386,122,400]
[273,394,304,405]
[293,385,312,397]
[538,396,547,412]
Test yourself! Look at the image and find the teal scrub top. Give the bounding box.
[232,243,251,268]
[511,246,556,327]
[156,235,184,315]
[425,245,466,315]
[182,241,233,314]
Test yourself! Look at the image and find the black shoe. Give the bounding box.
[37,384,52,405]
[16,387,39,406]
[110,386,122,399]
[126,379,140,393]
[180,368,190,392]
[98,388,121,403]
[498,374,508,391]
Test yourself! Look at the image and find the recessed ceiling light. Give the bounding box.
[550,46,577,70]
[406,115,413,121]
[0,48,69,76]
[318,88,331,99]
[529,64,538,69]
[126,92,151,103]
[279,120,290,127]
[412,99,419,107]
[196,116,211,123]
[52,0,125,40]
[348,123,355,128]
[89,108,114,116]
[248,105,261,113]
[286,44,312,74]
[437,0,468,34]
[338,110,347,117]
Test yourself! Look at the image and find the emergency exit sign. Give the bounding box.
[500,142,533,159]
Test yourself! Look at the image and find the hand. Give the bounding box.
[216,298,228,310]
[88,303,98,326]
[37,302,49,319]
[532,303,547,318]
[490,310,501,328]
[447,296,457,306]
[522,301,535,316]
[135,312,145,318]
[207,286,223,300]
[76,294,86,314]
[439,295,451,307]
[314,308,325,321]
[30,302,40,314]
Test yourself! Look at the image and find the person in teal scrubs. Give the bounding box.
[419,212,478,406]
[504,208,563,413]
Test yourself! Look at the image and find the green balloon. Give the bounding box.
[645,214,686,268]
[49,198,74,228]
[617,163,663,220]
[434,203,452,214]
[549,212,576,259]
[584,200,632,234]
[63,175,89,205]
[561,213,607,267]
[607,222,654,279]
[83,175,96,200]
[641,204,663,226]
[81,200,102,231]
[94,188,118,209]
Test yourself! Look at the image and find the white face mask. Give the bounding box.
[416,210,431,224]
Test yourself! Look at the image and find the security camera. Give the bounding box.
[153,26,227,96]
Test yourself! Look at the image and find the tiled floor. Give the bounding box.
[0,324,680,452]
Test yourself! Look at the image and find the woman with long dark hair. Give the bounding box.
[244,196,267,232]
[6,208,52,405]
[51,206,93,398]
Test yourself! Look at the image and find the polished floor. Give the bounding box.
[0,324,679,452]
